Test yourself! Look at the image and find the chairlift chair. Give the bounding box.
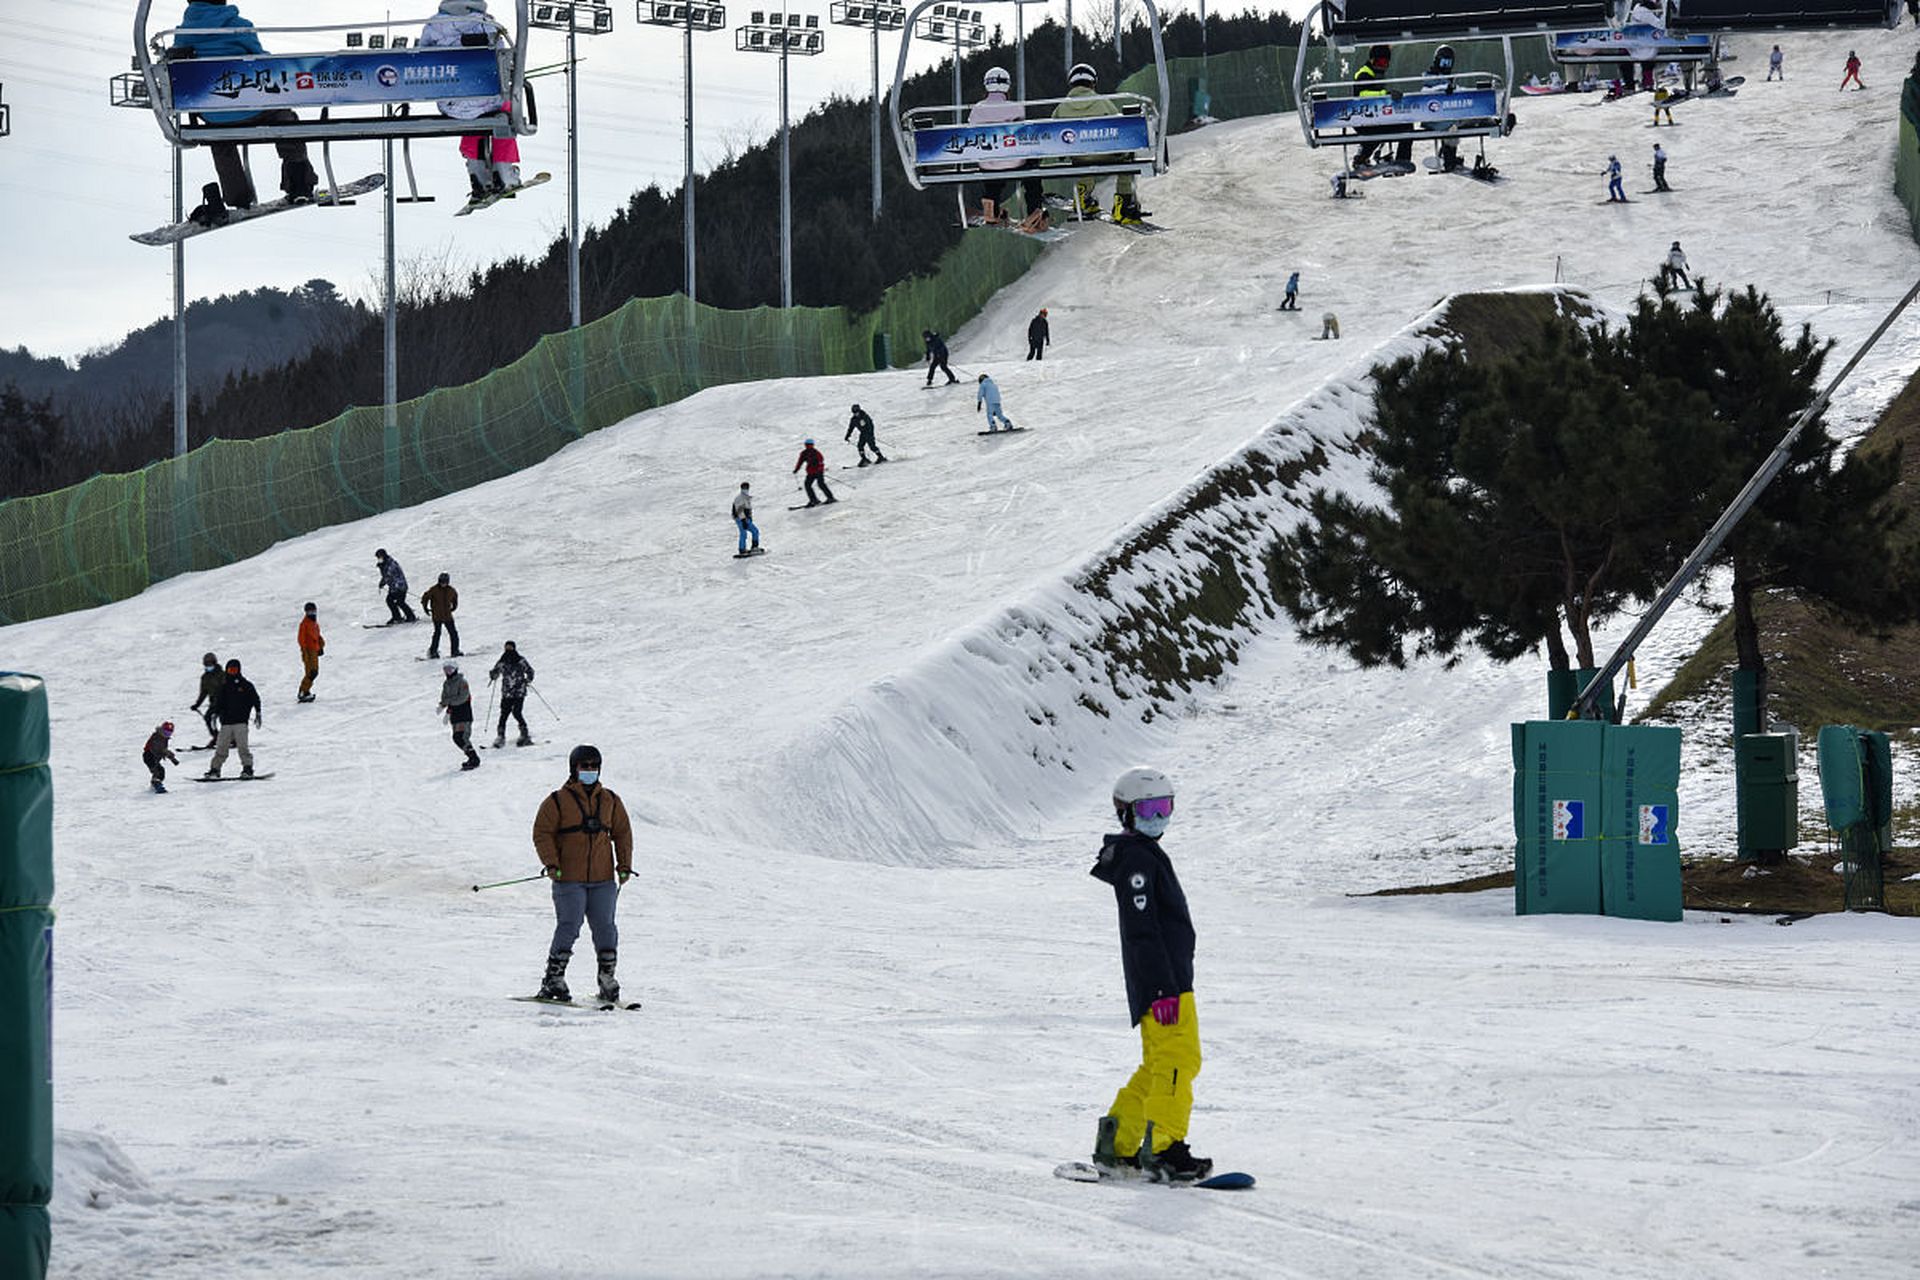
[888,0,1172,191]
[1659,0,1900,29]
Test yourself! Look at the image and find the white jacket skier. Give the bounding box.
[419,0,506,119]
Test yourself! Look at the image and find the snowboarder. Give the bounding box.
[1280,271,1300,311]
[419,0,525,201]
[439,661,482,771]
[1651,142,1671,192]
[202,658,261,779]
[1056,63,1147,224]
[422,571,462,659]
[1026,309,1051,361]
[487,640,536,748]
[732,481,762,554]
[923,330,959,386]
[1841,51,1864,91]
[846,404,888,464]
[375,549,418,623]
[977,373,1015,432]
[1661,240,1692,290]
[1768,45,1784,81]
[1605,154,1627,202]
[173,0,320,226]
[1319,312,1341,340]
[968,67,1048,232]
[1423,45,1462,171]
[297,602,324,703]
[190,651,223,747]
[794,438,837,506]
[1652,88,1675,125]
[1087,766,1212,1183]
[1348,44,1396,170]
[142,721,180,793]
[531,744,634,1004]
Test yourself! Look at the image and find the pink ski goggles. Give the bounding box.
[1130,796,1175,821]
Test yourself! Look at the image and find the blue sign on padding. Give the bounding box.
[1553,799,1585,841]
[168,48,505,113]
[1310,88,1500,131]
[912,115,1151,166]
[1553,25,1713,62]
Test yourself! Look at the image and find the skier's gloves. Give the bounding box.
[1149,997,1180,1026]
[618,870,632,885]
[543,866,563,880]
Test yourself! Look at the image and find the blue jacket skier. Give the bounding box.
[375,548,418,623]
[174,1,319,221]
[1087,767,1212,1183]
[1605,155,1626,203]
[977,374,1014,433]
[1280,271,1300,311]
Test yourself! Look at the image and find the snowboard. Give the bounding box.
[511,995,642,1012]
[1053,1162,1255,1191]
[964,215,1071,243]
[455,172,553,217]
[193,772,276,782]
[1345,160,1416,180]
[131,174,384,246]
[1423,156,1504,183]
[978,427,1026,436]
[921,380,962,390]
[733,547,769,558]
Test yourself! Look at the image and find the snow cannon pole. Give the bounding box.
[530,687,560,722]
[471,873,549,892]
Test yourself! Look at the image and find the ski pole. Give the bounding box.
[485,676,498,728]
[530,685,560,722]
[471,872,549,892]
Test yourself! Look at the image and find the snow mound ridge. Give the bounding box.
[774,289,1583,863]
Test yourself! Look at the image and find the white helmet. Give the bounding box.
[1112,766,1174,833]
[983,66,1012,93]
[1068,62,1097,88]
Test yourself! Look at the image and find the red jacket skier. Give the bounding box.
[792,438,837,508]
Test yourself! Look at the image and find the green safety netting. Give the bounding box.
[1898,64,1920,239]
[1123,36,1564,134]
[0,230,1042,626]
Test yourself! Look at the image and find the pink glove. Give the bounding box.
[1149,997,1180,1026]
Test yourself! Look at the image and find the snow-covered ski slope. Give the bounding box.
[11,29,1920,1280]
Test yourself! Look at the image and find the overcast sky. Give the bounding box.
[0,0,1228,361]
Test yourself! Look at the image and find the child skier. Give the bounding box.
[732,481,762,553]
[1652,88,1674,126]
[1768,45,1784,80]
[439,661,483,771]
[793,438,837,506]
[420,0,525,200]
[977,373,1015,432]
[845,404,888,465]
[1088,766,1212,1182]
[142,722,180,793]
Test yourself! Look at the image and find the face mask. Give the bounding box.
[577,770,600,786]
[1134,813,1171,839]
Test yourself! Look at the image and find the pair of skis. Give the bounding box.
[511,995,642,1012]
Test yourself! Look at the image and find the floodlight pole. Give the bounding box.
[567,22,581,327]
[383,138,398,450]
[1066,0,1074,71]
[1113,0,1120,57]
[870,19,883,219]
[685,15,697,300]
[171,148,187,458]
[952,22,963,107]
[780,33,793,308]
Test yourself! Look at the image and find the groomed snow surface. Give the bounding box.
[12,28,1920,1279]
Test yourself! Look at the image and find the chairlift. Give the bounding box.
[888,0,1171,191]
[1660,0,1900,30]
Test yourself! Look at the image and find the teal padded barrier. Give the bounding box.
[0,672,52,1279]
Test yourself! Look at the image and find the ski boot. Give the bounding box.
[493,733,507,749]
[240,766,254,779]
[1072,182,1101,220]
[873,454,888,464]
[857,456,872,467]
[492,163,521,195]
[201,767,221,780]
[516,734,535,747]
[1092,1115,1137,1171]
[538,951,572,1002]
[1137,1124,1212,1183]
[187,182,230,229]
[1113,193,1145,226]
[596,949,620,1004]
[282,158,319,204]
[150,780,167,794]
[461,753,482,771]
[297,692,316,704]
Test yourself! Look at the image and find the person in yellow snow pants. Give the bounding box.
[1106,991,1202,1160]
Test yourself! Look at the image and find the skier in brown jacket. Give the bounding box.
[421,572,462,659]
[531,744,635,1004]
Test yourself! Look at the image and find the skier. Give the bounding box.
[202,658,261,779]
[1651,142,1671,192]
[968,67,1048,232]
[531,744,634,1004]
[1319,312,1341,340]
[1055,63,1146,224]
[1087,766,1212,1183]
[173,0,319,226]
[419,0,524,200]
[1768,45,1784,81]
[1605,154,1627,203]
[1661,240,1692,290]
[297,601,324,703]
[1420,45,1459,170]
[1348,45,1396,170]
[977,373,1015,432]
[422,571,462,659]
[375,549,418,623]
[1280,271,1300,311]
[439,660,483,771]
[1652,88,1674,126]
[846,404,888,465]
[142,721,180,793]
[190,651,223,747]
[923,330,959,386]
[487,640,536,748]
[1026,309,1051,361]
[732,481,762,554]
[1841,51,1864,91]
[793,438,837,507]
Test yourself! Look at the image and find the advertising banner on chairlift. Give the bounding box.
[167,48,505,114]
[913,116,1152,167]
[1551,25,1713,63]
[1308,89,1500,133]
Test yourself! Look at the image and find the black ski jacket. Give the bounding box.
[846,408,877,442]
[1090,830,1196,1026]
[490,651,535,698]
[213,674,261,726]
[924,333,949,362]
[1028,314,1050,347]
